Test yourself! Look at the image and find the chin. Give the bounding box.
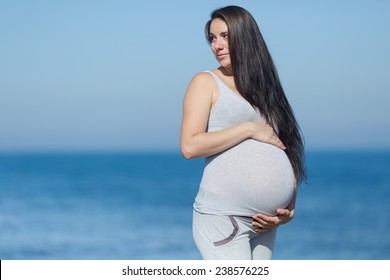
[219,61,232,69]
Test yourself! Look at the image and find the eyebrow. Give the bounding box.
[209,31,228,37]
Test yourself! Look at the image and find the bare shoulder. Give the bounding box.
[189,71,215,88]
[185,71,217,99]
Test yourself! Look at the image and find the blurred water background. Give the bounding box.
[0,150,389,260]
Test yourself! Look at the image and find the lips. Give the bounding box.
[217,53,228,60]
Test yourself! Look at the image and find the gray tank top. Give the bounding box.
[194,71,295,216]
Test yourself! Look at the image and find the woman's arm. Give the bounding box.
[180,72,285,159]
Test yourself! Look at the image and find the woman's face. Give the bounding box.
[209,18,231,69]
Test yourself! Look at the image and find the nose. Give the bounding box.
[212,38,224,51]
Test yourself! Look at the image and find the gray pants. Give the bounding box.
[193,210,276,260]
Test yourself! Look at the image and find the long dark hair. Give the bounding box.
[205,6,306,184]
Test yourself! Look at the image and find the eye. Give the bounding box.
[209,35,216,43]
[222,33,228,39]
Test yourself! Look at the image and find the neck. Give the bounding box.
[219,66,233,76]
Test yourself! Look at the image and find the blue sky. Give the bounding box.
[1,0,389,152]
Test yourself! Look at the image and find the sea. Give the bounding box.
[0,150,389,260]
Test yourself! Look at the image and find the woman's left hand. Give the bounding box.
[252,208,294,233]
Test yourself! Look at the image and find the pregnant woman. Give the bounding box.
[180,6,306,259]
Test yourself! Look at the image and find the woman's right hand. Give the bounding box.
[249,122,286,150]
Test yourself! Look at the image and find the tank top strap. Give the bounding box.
[203,70,219,83]
[203,70,227,96]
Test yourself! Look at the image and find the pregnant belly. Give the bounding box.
[199,139,295,216]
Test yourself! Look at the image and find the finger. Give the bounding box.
[252,220,271,228]
[252,213,265,220]
[252,217,279,228]
[275,138,286,150]
[269,136,286,150]
[277,141,286,150]
[276,209,290,216]
[253,224,274,234]
[253,220,278,231]
[253,213,276,223]
[252,213,270,224]
[255,228,271,233]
